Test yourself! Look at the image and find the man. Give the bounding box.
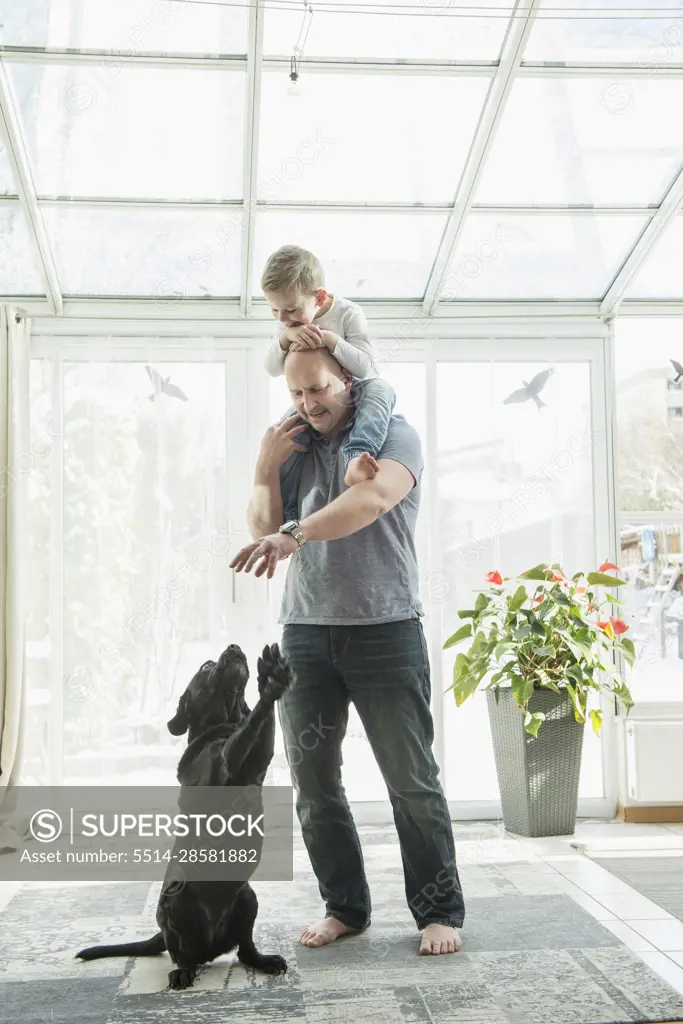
[230,348,465,956]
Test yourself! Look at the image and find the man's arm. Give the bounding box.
[246,416,309,539]
[247,461,285,540]
[299,459,415,543]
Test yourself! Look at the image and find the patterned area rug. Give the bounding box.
[2,825,683,1024]
[585,854,683,924]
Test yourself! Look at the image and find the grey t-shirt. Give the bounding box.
[278,413,425,626]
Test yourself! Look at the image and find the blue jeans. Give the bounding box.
[279,377,396,522]
[278,618,465,931]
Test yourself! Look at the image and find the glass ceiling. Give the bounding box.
[1,0,683,312]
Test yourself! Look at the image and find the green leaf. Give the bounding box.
[458,609,477,619]
[485,671,506,688]
[519,565,551,581]
[590,708,603,735]
[586,572,626,588]
[452,651,470,680]
[513,625,532,642]
[537,670,560,693]
[443,623,473,649]
[553,590,571,606]
[524,712,546,737]
[565,664,583,685]
[452,672,483,707]
[494,642,512,661]
[532,645,555,657]
[612,678,635,711]
[620,637,636,659]
[530,620,547,637]
[536,599,552,621]
[564,680,586,724]
[511,673,535,707]
[475,592,490,613]
[509,585,528,611]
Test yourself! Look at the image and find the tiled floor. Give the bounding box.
[507,819,683,999]
[3,818,683,1020]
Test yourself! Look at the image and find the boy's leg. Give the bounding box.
[343,378,396,486]
[337,618,465,937]
[278,624,372,939]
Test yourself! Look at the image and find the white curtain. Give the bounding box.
[0,305,30,849]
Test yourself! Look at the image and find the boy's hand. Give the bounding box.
[285,324,325,351]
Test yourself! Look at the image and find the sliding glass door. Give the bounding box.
[27,333,615,818]
[431,342,612,814]
[267,334,615,819]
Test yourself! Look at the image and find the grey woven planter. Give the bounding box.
[486,686,585,838]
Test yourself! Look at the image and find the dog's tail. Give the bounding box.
[75,931,166,961]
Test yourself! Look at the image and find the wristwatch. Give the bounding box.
[279,519,306,548]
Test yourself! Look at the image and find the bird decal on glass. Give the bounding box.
[503,368,555,410]
[145,364,188,402]
[670,358,683,384]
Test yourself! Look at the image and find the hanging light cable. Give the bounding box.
[289,1,314,86]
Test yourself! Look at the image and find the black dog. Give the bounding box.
[75,642,293,990]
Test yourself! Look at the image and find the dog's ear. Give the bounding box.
[167,693,189,735]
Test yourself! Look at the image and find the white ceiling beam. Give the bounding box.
[0,47,247,70]
[240,0,264,316]
[600,166,683,318]
[0,61,63,314]
[19,296,604,325]
[7,47,683,78]
[2,194,664,216]
[421,0,540,316]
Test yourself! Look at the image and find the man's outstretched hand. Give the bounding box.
[229,532,299,579]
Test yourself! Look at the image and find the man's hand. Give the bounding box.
[258,414,309,471]
[229,532,298,579]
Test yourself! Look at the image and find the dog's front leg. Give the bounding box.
[164,927,202,991]
[221,643,293,780]
[220,699,275,780]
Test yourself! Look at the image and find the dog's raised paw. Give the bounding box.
[257,643,294,702]
[168,967,197,990]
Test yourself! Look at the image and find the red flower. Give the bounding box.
[597,620,610,631]
[576,586,587,594]
[610,616,629,635]
[588,604,596,612]
[486,571,503,586]
[551,572,564,581]
[534,595,544,603]
[599,561,620,573]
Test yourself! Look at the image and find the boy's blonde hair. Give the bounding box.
[261,245,325,296]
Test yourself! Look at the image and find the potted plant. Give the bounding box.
[443,561,635,837]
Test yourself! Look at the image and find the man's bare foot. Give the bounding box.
[299,917,361,948]
[418,924,462,956]
[344,453,380,487]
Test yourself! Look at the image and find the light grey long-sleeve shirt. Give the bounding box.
[263,295,378,380]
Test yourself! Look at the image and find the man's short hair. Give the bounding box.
[261,245,325,295]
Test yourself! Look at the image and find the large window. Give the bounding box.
[615,318,683,702]
[25,349,256,785]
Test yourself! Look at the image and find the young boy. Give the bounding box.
[262,245,396,523]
